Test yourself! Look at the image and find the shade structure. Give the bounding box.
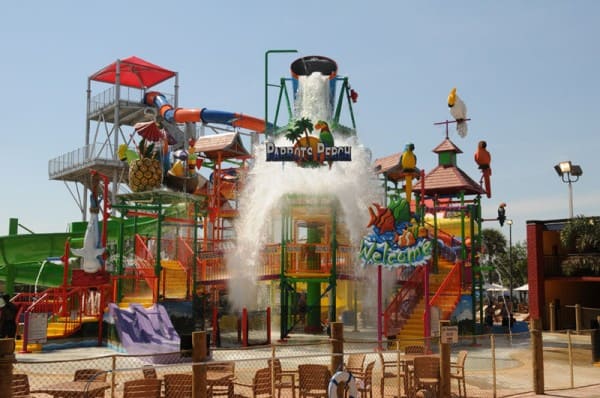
[484,283,508,292]
[90,56,176,89]
[514,283,529,292]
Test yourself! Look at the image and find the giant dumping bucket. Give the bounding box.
[291,55,338,110]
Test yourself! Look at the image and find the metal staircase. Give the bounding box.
[384,238,463,347]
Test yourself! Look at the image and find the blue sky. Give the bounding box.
[1,1,598,244]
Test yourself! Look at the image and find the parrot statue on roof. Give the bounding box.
[447,87,468,138]
[314,120,334,169]
[474,140,492,198]
[400,143,418,203]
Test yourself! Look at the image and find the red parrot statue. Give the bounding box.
[474,140,492,198]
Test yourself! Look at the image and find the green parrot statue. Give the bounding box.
[314,120,334,168]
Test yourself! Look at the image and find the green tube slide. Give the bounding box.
[0,232,76,289]
[0,216,158,292]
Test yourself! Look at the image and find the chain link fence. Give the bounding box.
[12,327,599,398]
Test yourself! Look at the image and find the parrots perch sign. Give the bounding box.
[265,142,352,162]
[268,118,351,165]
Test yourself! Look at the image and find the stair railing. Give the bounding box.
[383,265,424,337]
[20,286,90,353]
[428,260,462,320]
[133,234,160,298]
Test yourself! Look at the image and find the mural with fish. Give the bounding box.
[359,196,432,268]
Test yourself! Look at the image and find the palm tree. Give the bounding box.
[285,123,303,144]
[560,215,600,253]
[296,117,314,142]
[285,117,313,144]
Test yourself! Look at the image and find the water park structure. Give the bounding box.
[0,54,496,354]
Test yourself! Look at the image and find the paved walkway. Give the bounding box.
[507,384,600,397]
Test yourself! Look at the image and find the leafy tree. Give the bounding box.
[495,241,528,289]
[480,228,527,289]
[480,228,507,283]
[560,215,600,253]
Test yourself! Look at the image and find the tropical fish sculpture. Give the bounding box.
[367,203,396,234]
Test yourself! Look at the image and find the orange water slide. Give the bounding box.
[145,91,266,133]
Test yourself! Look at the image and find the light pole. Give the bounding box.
[554,161,583,218]
[506,219,513,300]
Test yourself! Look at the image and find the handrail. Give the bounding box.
[20,286,98,353]
[424,221,462,248]
[173,237,356,285]
[134,234,159,296]
[383,265,425,337]
[428,261,461,319]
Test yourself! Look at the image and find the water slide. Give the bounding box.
[0,217,158,289]
[108,303,181,358]
[144,92,266,132]
[0,232,76,287]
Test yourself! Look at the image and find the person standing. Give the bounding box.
[0,294,17,338]
[484,300,495,333]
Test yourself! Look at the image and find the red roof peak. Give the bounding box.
[432,138,462,154]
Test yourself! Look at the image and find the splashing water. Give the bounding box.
[293,73,332,122]
[226,73,383,312]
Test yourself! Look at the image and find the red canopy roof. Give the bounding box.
[90,56,176,89]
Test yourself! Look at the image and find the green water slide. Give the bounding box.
[0,232,77,290]
[0,216,159,292]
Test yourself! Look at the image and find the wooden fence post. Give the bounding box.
[193,331,208,398]
[531,319,544,394]
[549,302,555,332]
[575,304,581,333]
[0,338,15,398]
[331,322,344,373]
[439,320,451,398]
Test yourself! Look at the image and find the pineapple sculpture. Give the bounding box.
[128,141,162,192]
[118,121,166,192]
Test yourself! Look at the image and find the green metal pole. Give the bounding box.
[433,197,439,274]
[280,205,288,339]
[460,192,466,261]
[156,203,163,301]
[329,203,338,326]
[117,213,125,302]
[476,196,484,331]
[265,49,298,137]
[306,224,322,332]
[470,205,477,336]
[192,203,199,327]
[8,218,18,235]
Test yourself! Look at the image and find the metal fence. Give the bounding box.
[12,327,600,398]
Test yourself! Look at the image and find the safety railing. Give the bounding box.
[19,286,105,353]
[383,265,425,337]
[262,243,355,276]
[133,234,159,296]
[429,261,462,319]
[48,144,123,179]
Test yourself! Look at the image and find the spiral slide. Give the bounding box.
[144,92,266,132]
